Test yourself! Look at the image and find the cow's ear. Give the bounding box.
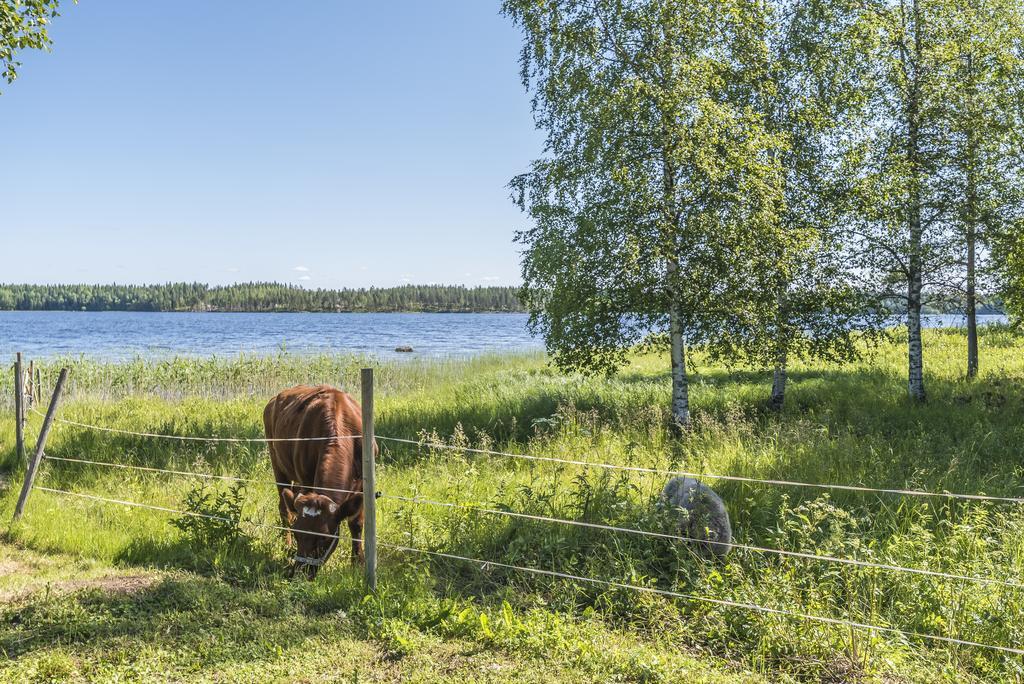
[281,487,297,512]
[327,501,339,515]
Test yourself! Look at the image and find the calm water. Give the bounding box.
[0,311,542,360]
[0,311,1008,361]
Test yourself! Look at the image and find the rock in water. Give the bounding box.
[394,346,414,353]
[659,477,732,558]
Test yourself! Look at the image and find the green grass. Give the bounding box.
[1,543,759,683]
[2,328,1024,682]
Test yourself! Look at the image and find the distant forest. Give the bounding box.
[0,283,525,313]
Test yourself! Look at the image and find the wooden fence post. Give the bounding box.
[13,368,69,522]
[14,353,25,465]
[361,367,377,591]
[26,360,34,409]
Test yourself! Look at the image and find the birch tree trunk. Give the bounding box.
[666,246,690,429]
[661,129,690,430]
[768,287,789,411]
[669,299,691,429]
[966,180,979,379]
[964,53,980,379]
[907,114,926,401]
[907,274,926,401]
[906,0,927,402]
[769,349,788,411]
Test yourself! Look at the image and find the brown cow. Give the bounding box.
[263,385,372,579]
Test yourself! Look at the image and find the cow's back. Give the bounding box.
[264,385,363,490]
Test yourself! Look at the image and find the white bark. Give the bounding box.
[769,355,787,411]
[769,295,789,411]
[906,0,927,403]
[907,288,926,401]
[669,301,690,429]
[965,80,980,379]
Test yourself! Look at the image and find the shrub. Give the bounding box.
[171,482,247,549]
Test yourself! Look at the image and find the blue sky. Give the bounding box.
[1,2,542,288]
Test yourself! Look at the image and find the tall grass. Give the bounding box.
[0,350,547,409]
[2,329,1023,682]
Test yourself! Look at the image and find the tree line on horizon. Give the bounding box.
[0,283,525,313]
[505,0,1024,426]
[0,281,998,317]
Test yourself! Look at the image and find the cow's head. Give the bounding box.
[282,488,342,580]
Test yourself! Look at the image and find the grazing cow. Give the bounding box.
[264,385,373,579]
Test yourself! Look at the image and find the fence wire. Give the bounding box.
[385,493,1024,590]
[377,435,1024,505]
[31,407,358,443]
[33,409,1024,505]
[42,453,1024,589]
[44,455,364,497]
[29,485,1024,658]
[21,407,1024,660]
[379,542,1024,657]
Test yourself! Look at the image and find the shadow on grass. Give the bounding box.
[113,535,286,587]
[378,392,565,466]
[374,358,1024,505]
[0,572,364,668]
[30,355,1017,480]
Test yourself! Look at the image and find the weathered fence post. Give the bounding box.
[361,367,377,591]
[13,368,69,522]
[14,353,25,465]
[26,359,35,409]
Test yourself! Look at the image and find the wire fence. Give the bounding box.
[34,408,1024,504]
[376,543,1024,657]
[30,484,1024,658]
[31,407,359,443]
[377,435,1024,505]
[42,452,1024,589]
[17,408,1024,658]
[44,455,364,497]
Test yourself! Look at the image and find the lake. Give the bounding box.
[0,311,1009,360]
[0,311,542,360]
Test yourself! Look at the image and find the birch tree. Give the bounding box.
[939,0,1024,377]
[1,0,62,92]
[712,0,884,410]
[504,0,794,429]
[848,0,960,402]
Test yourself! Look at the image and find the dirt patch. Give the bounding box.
[0,560,28,577]
[1,573,160,603]
[57,574,160,596]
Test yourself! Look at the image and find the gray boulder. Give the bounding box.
[659,477,733,558]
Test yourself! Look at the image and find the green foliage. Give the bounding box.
[0,0,61,91]
[504,0,797,402]
[939,0,1024,297]
[709,0,886,388]
[0,282,524,313]
[994,228,1024,324]
[504,0,1023,407]
[170,482,247,550]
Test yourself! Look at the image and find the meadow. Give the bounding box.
[2,328,1023,683]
